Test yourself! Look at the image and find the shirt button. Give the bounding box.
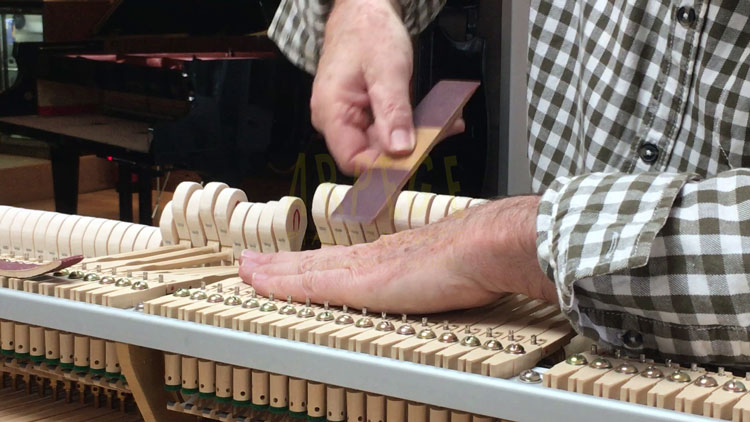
[676,6,696,27]
[639,143,660,164]
[622,330,643,350]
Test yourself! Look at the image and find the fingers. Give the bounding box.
[442,117,466,139]
[365,56,415,156]
[240,247,348,276]
[249,269,367,308]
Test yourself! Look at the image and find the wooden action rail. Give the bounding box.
[543,347,750,421]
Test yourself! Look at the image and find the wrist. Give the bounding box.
[483,195,558,303]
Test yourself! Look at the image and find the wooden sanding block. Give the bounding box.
[331,80,480,223]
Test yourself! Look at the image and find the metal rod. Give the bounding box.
[0,289,714,422]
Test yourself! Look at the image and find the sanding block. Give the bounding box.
[331,80,480,224]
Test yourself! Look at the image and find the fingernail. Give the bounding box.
[390,128,414,153]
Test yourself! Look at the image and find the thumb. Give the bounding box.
[366,66,415,156]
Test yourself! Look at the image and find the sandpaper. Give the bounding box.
[0,255,83,278]
[331,80,480,223]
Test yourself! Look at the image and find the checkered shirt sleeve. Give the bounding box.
[531,1,750,363]
[267,0,445,73]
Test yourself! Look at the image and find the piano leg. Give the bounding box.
[50,143,79,215]
[138,166,152,226]
[117,164,133,223]
[117,164,152,225]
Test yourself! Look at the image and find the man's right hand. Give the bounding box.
[311,0,416,175]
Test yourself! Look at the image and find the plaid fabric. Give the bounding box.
[269,0,750,363]
[531,1,750,364]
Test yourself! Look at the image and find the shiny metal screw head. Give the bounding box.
[173,288,191,297]
[99,276,116,285]
[518,369,542,384]
[279,296,296,315]
[504,343,526,355]
[694,374,718,388]
[417,328,437,339]
[482,338,503,351]
[641,365,664,379]
[224,295,242,306]
[397,323,416,336]
[207,293,224,303]
[53,269,70,277]
[278,304,297,315]
[589,358,613,370]
[354,308,372,328]
[376,313,394,331]
[297,307,316,318]
[438,332,459,343]
[83,273,100,282]
[260,300,278,312]
[336,313,354,325]
[723,380,747,393]
[115,277,132,287]
[667,370,691,383]
[191,290,208,300]
[316,311,334,322]
[566,354,588,366]
[131,280,149,290]
[242,298,260,309]
[68,270,85,280]
[614,363,639,374]
[460,335,481,348]
[355,316,374,328]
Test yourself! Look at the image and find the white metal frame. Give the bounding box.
[0,289,717,422]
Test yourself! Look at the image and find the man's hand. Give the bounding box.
[311,0,415,175]
[239,196,557,314]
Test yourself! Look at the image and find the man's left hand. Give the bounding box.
[239,196,556,314]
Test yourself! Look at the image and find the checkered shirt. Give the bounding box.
[269,0,750,364]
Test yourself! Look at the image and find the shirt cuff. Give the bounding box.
[536,172,694,313]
